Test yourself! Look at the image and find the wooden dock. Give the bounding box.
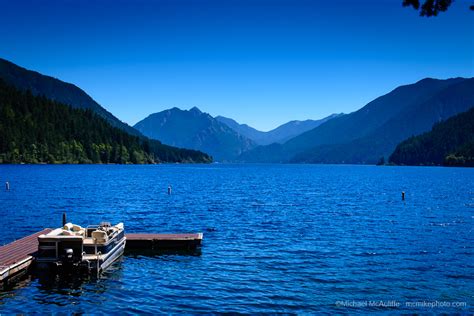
[0,230,202,284]
[126,233,203,250]
[0,228,51,284]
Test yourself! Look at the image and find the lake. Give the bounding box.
[0,164,472,313]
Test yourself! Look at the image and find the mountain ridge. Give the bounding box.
[291,78,474,164]
[134,107,256,161]
[239,77,474,163]
[0,57,141,136]
[216,113,342,145]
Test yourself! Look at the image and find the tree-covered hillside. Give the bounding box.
[389,107,474,167]
[0,58,141,136]
[0,79,211,164]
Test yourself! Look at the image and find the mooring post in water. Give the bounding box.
[5,181,9,191]
[402,191,405,201]
[62,212,67,226]
[168,185,172,195]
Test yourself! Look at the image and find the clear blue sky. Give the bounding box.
[0,0,472,131]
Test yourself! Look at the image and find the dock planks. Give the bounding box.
[0,228,51,283]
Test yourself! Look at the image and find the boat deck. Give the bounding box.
[0,228,52,284]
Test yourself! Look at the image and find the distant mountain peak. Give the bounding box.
[134,107,256,161]
[216,113,343,145]
[189,106,202,114]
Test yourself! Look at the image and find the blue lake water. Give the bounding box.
[0,164,473,313]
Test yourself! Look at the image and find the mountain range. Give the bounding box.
[239,77,474,164]
[134,107,255,161]
[134,107,343,161]
[1,57,473,166]
[215,114,342,145]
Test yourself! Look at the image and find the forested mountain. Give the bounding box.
[0,58,140,136]
[239,77,474,164]
[389,107,474,167]
[0,79,211,164]
[134,107,256,161]
[216,113,342,145]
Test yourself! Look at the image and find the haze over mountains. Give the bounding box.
[216,114,342,145]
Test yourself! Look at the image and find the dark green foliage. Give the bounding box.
[402,0,473,16]
[389,107,474,167]
[403,0,453,16]
[0,80,212,164]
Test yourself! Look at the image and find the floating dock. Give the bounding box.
[0,230,203,285]
[126,233,203,250]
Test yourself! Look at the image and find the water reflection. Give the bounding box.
[32,259,124,304]
[1,250,202,307]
